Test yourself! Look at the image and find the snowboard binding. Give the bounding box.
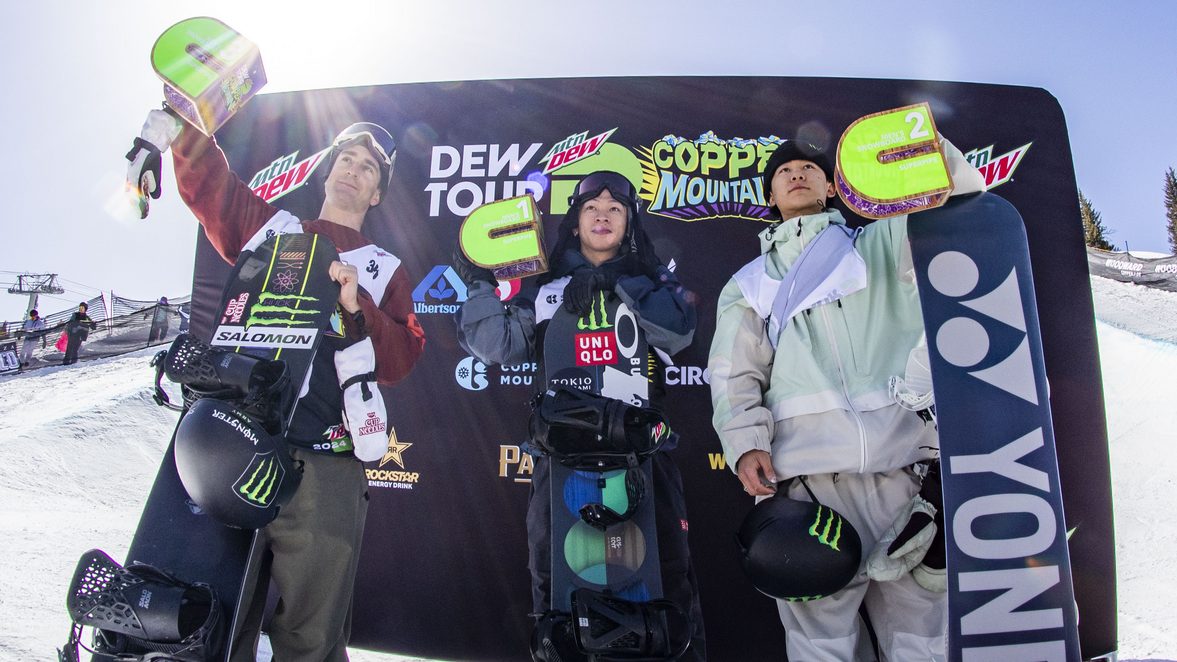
[58,548,223,662]
[530,589,691,661]
[152,333,290,432]
[530,387,674,471]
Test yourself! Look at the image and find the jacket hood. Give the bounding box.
[538,201,660,284]
[758,209,846,255]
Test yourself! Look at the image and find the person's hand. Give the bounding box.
[125,138,162,219]
[735,449,778,496]
[452,250,496,287]
[125,108,184,219]
[330,261,361,313]
[866,492,937,582]
[562,269,620,316]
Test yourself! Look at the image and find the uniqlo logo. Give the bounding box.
[575,332,616,366]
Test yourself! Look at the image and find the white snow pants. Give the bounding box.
[775,469,946,661]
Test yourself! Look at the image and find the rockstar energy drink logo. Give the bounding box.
[234,453,286,507]
[638,131,779,223]
[809,505,846,551]
[365,428,420,490]
[245,292,322,327]
[577,292,612,331]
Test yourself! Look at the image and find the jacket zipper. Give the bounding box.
[819,303,868,472]
[786,215,870,471]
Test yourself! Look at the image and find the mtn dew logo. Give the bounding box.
[248,149,328,203]
[234,453,286,508]
[540,128,616,174]
[638,132,779,223]
[965,142,1031,190]
[808,505,846,551]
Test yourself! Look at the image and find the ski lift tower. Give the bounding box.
[7,274,65,317]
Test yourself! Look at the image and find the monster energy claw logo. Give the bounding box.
[235,453,284,508]
[808,505,844,551]
[245,292,322,327]
[577,292,612,331]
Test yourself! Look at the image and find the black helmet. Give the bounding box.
[174,398,301,529]
[327,122,397,204]
[736,495,862,601]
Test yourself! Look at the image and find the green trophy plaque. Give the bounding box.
[459,194,548,280]
[151,17,266,136]
[835,102,953,219]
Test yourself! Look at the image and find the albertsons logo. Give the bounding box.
[411,265,468,315]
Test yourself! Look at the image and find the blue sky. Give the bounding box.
[1,0,1173,323]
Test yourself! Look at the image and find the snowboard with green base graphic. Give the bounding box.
[542,289,663,611]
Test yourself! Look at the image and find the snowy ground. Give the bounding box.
[1,276,1175,661]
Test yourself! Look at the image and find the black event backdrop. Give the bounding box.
[185,76,1114,661]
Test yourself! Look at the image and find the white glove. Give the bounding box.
[125,108,184,219]
[335,337,390,462]
[866,492,939,582]
[913,554,947,593]
[941,134,987,196]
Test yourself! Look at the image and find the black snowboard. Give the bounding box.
[107,232,339,661]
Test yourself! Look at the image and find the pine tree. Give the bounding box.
[1078,189,1114,251]
[1164,168,1177,255]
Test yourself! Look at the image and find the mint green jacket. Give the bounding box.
[707,209,938,478]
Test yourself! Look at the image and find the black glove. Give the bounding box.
[865,460,946,592]
[125,107,183,220]
[452,250,496,287]
[562,268,620,316]
[125,138,162,219]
